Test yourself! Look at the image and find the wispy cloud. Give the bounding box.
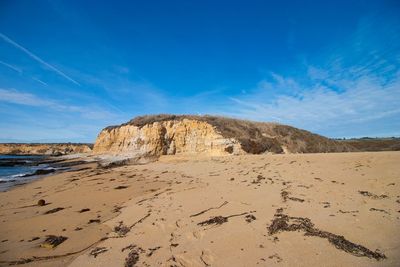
[0,33,80,86]
[31,77,48,86]
[0,88,53,106]
[0,60,22,73]
[225,65,400,137]
[1,59,49,86]
[223,15,400,137]
[229,73,400,121]
[71,68,168,113]
[0,88,117,120]
[0,88,125,142]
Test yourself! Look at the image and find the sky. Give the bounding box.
[0,0,399,143]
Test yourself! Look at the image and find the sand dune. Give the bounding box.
[0,152,399,266]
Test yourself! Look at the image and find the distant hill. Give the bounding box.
[0,143,93,155]
[94,114,355,155]
[338,137,400,152]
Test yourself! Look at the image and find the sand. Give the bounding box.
[0,152,399,266]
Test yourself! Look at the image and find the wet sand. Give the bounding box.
[0,152,399,266]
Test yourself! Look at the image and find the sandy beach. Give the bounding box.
[2,0,399,265]
[0,151,399,266]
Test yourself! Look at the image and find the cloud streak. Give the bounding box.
[224,63,400,137]
[0,88,125,142]
[229,73,400,123]
[0,88,117,120]
[0,33,80,86]
[221,15,400,138]
[0,60,22,73]
[31,77,48,86]
[0,88,53,106]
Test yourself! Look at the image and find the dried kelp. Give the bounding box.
[359,191,388,199]
[198,212,249,226]
[267,210,386,260]
[40,235,68,249]
[281,191,304,202]
[43,207,64,215]
[89,247,108,258]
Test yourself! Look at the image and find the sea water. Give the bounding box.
[0,155,49,191]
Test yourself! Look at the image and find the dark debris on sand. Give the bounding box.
[369,208,390,214]
[198,212,249,226]
[281,191,304,203]
[8,258,34,265]
[43,207,64,215]
[125,250,139,267]
[114,185,129,190]
[245,214,257,223]
[358,191,388,199]
[147,246,161,257]
[114,222,130,236]
[78,208,90,213]
[198,216,228,226]
[90,247,108,258]
[37,199,46,206]
[40,235,68,249]
[124,245,145,267]
[251,175,266,184]
[267,210,386,261]
[28,237,40,242]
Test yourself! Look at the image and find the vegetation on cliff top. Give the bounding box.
[340,138,400,152]
[103,114,354,154]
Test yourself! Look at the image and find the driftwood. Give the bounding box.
[190,201,229,217]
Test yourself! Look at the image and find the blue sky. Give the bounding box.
[0,0,399,142]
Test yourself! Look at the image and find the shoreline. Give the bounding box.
[0,155,169,266]
[0,151,399,266]
[0,154,96,192]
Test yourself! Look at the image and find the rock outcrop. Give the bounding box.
[94,119,243,156]
[0,143,93,155]
[93,114,354,156]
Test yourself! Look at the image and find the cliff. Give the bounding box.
[93,114,354,156]
[0,143,93,155]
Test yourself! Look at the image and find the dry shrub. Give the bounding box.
[103,114,355,154]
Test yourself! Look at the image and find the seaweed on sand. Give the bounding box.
[267,210,386,260]
[125,250,139,267]
[281,190,304,202]
[358,191,388,199]
[245,214,256,223]
[43,207,64,214]
[198,212,249,226]
[124,245,145,267]
[40,235,68,249]
[114,222,130,236]
[89,247,108,258]
[198,216,228,226]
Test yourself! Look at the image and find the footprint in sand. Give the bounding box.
[200,249,214,266]
[192,230,205,240]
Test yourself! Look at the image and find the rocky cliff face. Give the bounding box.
[93,115,354,156]
[94,119,242,156]
[0,143,93,155]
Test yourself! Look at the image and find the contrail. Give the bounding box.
[0,33,80,86]
[32,77,48,86]
[0,60,22,73]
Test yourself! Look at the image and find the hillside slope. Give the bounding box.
[93,114,354,156]
[339,138,400,151]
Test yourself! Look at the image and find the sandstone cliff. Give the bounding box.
[93,115,354,156]
[0,143,93,155]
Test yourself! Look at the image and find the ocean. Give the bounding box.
[0,155,55,191]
